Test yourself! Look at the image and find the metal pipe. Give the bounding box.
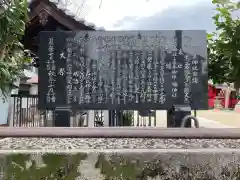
[0,127,239,139]
[180,115,200,128]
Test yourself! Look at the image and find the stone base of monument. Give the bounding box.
[167,105,191,127]
[1,138,240,179]
[54,107,71,127]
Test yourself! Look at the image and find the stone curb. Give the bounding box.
[1,148,240,154]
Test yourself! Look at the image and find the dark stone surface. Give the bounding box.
[38,30,208,110]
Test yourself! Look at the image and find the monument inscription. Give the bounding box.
[38,30,208,110]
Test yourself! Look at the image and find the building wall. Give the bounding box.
[0,87,19,126]
[0,98,10,125]
[30,84,38,94]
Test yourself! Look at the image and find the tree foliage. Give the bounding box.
[0,0,31,100]
[208,0,240,87]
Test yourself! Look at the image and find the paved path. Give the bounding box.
[197,117,234,128]
[133,110,235,128]
[196,110,240,128]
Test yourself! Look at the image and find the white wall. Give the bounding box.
[0,86,19,125]
[30,84,38,94]
[0,97,10,125]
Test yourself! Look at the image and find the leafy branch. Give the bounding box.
[0,0,31,100]
[207,0,240,89]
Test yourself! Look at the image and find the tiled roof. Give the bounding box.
[26,0,105,83]
[29,0,105,31]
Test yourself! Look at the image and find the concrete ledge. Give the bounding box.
[1,149,240,179]
[2,127,240,138]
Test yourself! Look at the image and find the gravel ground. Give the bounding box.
[1,138,240,150]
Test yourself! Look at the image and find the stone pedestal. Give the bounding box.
[54,107,71,127]
[167,105,191,127]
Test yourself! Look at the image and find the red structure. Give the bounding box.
[208,84,238,108]
[208,84,217,108]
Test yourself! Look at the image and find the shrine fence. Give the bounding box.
[9,94,157,127]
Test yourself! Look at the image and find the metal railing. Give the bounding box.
[10,94,41,127]
[10,94,92,127]
[10,95,157,127]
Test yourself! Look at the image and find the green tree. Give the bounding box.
[0,0,31,100]
[207,0,240,90]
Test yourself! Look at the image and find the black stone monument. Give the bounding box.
[38,30,208,127]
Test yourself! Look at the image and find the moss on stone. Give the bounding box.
[94,154,240,180]
[135,159,166,179]
[3,152,240,179]
[5,153,87,180]
[95,153,140,179]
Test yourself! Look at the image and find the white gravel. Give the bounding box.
[1,138,240,150]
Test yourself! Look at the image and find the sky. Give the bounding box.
[69,0,217,32]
